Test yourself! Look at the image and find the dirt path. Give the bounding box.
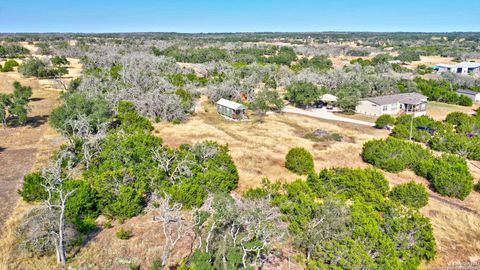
[282,105,375,126]
[0,73,63,228]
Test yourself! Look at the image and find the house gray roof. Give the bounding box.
[216,98,246,110]
[363,92,427,106]
[457,89,480,95]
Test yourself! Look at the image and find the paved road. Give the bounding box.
[282,106,375,127]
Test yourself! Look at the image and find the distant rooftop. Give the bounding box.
[457,89,480,95]
[435,62,480,69]
[216,98,246,110]
[363,92,427,105]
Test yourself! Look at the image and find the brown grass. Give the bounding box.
[427,101,480,120]
[0,61,78,270]
[154,99,388,191]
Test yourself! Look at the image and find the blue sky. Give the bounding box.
[0,0,479,33]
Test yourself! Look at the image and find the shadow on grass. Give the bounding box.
[26,115,49,128]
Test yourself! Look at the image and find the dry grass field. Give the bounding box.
[0,62,79,270]
[155,99,387,191]
[427,101,480,120]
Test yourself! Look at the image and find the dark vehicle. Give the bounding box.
[416,126,435,134]
[313,101,325,108]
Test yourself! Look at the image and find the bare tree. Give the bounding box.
[64,114,109,169]
[191,141,219,163]
[198,193,287,269]
[147,194,196,268]
[40,150,77,265]
[152,147,195,182]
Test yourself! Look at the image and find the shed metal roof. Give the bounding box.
[363,92,427,106]
[457,89,480,95]
[456,62,480,68]
[216,98,246,110]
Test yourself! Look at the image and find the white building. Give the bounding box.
[356,92,428,117]
[457,89,480,102]
[434,62,480,74]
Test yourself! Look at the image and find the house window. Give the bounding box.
[382,105,388,111]
[399,104,403,109]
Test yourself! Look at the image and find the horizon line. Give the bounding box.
[1,31,480,35]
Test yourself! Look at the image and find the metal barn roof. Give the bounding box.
[457,89,480,95]
[216,98,246,110]
[456,62,480,68]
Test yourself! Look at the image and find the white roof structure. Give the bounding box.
[435,62,480,69]
[458,62,480,68]
[320,94,338,102]
[216,98,246,110]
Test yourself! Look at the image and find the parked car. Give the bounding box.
[313,101,325,109]
[416,126,435,134]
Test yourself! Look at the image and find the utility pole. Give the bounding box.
[409,113,414,141]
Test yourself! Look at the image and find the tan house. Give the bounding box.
[356,92,427,117]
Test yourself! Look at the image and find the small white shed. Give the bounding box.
[457,89,480,102]
[216,99,247,120]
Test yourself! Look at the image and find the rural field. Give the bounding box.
[1,27,480,270]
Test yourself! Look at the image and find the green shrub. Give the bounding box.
[74,217,97,234]
[445,112,474,133]
[375,114,396,129]
[50,93,111,136]
[181,251,215,270]
[362,137,431,173]
[102,221,113,229]
[389,181,429,209]
[417,154,473,200]
[129,262,140,270]
[18,57,67,78]
[64,180,99,223]
[151,259,163,270]
[50,55,70,66]
[115,101,153,133]
[474,182,480,193]
[1,59,19,72]
[116,228,132,240]
[397,51,421,62]
[414,78,473,107]
[310,167,389,203]
[285,81,323,107]
[285,147,315,175]
[363,138,473,200]
[18,172,47,202]
[297,55,333,71]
